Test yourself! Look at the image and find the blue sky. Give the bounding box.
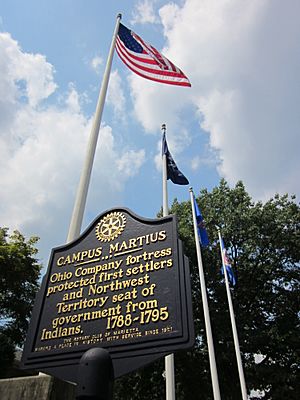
[1,0,299,268]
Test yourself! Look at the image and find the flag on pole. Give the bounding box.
[220,236,236,286]
[190,188,221,399]
[193,196,209,247]
[217,229,247,399]
[162,131,189,185]
[116,23,191,87]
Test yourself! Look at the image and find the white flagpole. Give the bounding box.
[217,228,248,400]
[189,188,221,400]
[67,13,122,243]
[162,124,176,400]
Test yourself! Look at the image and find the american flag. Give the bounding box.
[116,23,191,87]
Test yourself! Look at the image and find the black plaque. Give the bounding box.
[22,208,194,381]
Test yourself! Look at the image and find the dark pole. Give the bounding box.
[76,348,114,400]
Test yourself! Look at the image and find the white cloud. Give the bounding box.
[0,33,57,108]
[107,70,126,121]
[190,151,219,172]
[65,83,82,113]
[130,0,300,199]
[131,0,159,25]
[129,75,191,135]
[0,33,145,265]
[90,55,103,74]
[117,149,146,177]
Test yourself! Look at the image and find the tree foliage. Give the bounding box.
[0,228,41,377]
[114,180,300,399]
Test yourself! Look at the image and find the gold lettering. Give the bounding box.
[56,247,103,267]
[109,242,119,254]
[112,288,138,303]
[125,299,158,313]
[41,325,82,340]
[62,288,83,301]
[109,230,168,256]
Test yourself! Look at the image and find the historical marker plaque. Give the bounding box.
[22,208,194,381]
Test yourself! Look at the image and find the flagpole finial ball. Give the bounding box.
[189,187,193,192]
[117,13,122,19]
[161,124,166,132]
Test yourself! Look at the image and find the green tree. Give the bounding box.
[0,228,41,377]
[114,180,299,399]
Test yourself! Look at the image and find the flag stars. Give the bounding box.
[123,35,142,52]
[118,24,143,53]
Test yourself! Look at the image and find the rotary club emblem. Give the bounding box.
[95,212,126,242]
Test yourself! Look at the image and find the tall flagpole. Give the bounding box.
[162,124,176,400]
[189,188,221,400]
[67,13,122,243]
[217,228,248,400]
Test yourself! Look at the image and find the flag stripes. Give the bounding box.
[116,23,191,87]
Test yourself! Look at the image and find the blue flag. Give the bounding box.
[162,132,189,185]
[220,237,236,286]
[193,196,209,247]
